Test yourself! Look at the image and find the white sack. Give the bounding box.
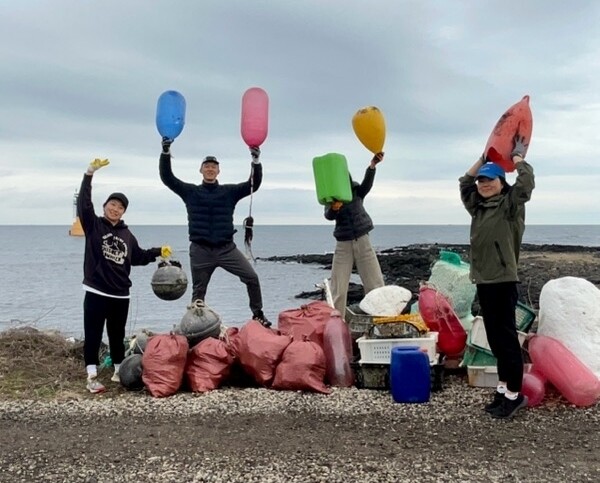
[359,285,412,316]
[537,276,600,378]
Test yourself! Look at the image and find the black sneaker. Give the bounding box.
[490,394,528,419]
[252,311,272,328]
[484,391,505,413]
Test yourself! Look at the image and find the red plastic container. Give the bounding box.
[418,286,466,357]
[323,310,354,387]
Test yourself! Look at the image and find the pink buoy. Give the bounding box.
[522,372,546,407]
[529,335,600,407]
[241,87,269,147]
[323,310,354,387]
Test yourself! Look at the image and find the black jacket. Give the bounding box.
[77,174,160,297]
[159,153,262,246]
[324,167,376,241]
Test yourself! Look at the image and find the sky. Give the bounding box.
[0,0,599,226]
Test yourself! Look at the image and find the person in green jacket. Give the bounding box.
[459,136,535,419]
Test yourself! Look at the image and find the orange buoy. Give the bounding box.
[484,95,533,173]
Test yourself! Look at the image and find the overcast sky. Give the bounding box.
[1,0,598,226]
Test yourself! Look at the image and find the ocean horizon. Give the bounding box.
[1,224,598,339]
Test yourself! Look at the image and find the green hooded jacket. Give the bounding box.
[459,161,535,284]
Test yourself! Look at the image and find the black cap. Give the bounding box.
[201,155,219,166]
[103,192,129,210]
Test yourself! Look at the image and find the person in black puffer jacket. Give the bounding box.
[324,152,386,315]
[159,138,271,327]
[78,158,170,394]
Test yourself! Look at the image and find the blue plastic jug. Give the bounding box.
[390,346,430,403]
[156,90,186,140]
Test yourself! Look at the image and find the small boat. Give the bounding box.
[69,191,84,237]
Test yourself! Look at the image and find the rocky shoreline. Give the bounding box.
[264,243,600,311]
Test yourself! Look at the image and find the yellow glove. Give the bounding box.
[161,245,172,259]
[87,158,110,174]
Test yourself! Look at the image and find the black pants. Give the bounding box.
[83,291,129,367]
[477,282,523,392]
[190,241,262,314]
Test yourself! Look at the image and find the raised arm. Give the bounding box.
[77,158,109,230]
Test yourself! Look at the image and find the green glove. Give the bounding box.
[87,158,110,174]
[161,245,172,259]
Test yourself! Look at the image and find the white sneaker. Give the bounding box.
[86,377,106,394]
[111,371,120,383]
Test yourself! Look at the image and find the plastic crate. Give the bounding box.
[357,333,438,365]
[345,304,373,339]
[469,316,527,356]
[467,366,499,388]
[354,357,445,392]
[461,343,497,367]
[516,302,536,332]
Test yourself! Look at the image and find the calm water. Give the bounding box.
[1,224,598,337]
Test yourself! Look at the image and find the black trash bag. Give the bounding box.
[174,300,222,348]
[151,260,188,301]
[119,353,144,391]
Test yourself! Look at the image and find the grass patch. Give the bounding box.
[0,326,87,400]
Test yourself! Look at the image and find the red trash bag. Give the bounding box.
[323,310,354,387]
[418,286,466,357]
[142,334,189,398]
[278,300,333,348]
[529,335,600,407]
[484,95,533,173]
[522,371,546,407]
[185,337,235,393]
[272,338,331,394]
[237,320,292,386]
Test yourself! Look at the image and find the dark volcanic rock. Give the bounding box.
[262,244,600,310]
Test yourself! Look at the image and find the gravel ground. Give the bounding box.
[1,374,599,483]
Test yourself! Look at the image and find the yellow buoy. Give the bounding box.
[352,106,386,154]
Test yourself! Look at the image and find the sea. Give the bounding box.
[1,224,599,338]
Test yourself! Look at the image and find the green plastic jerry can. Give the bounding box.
[312,153,352,205]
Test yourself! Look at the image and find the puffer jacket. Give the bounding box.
[160,153,262,246]
[459,161,535,284]
[325,167,376,241]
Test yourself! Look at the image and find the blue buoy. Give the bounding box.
[156,90,186,140]
[390,346,430,403]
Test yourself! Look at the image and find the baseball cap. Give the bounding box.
[201,156,219,166]
[103,192,129,210]
[476,163,505,180]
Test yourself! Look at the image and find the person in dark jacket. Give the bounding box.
[324,152,385,315]
[459,136,535,419]
[78,158,171,394]
[159,138,270,327]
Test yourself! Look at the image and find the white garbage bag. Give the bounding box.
[538,276,600,378]
[359,285,412,316]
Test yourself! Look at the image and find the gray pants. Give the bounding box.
[190,241,263,315]
[330,234,385,315]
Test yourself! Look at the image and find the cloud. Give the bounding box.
[0,0,599,225]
